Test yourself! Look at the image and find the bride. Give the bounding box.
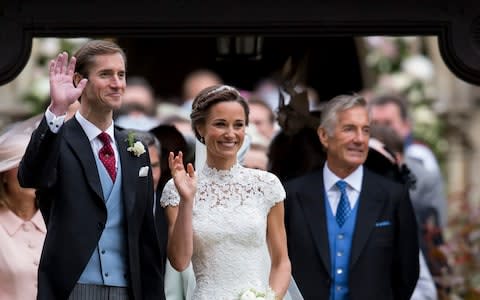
[160,85,291,299]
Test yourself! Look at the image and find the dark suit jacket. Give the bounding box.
[18,117,166,300]
[284,167,419,300]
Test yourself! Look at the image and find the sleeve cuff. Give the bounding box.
[45,108,66,133]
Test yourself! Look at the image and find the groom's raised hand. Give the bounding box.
[49,52,88,116]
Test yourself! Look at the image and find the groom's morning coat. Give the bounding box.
[18,117,166,300]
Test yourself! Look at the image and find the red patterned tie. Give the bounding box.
[98,132,116,181]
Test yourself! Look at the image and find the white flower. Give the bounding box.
[413,106,436,125]
[127,141,146,157]
[402,55,434,82]
[377,73,413,94]
[239,287,277,300]
[264,287,277,300]
[407,88,424,105]
[389,72,414,92]
[239,290,257,300]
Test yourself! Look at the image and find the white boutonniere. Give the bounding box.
[239,287,277,300]
[126,132,146,157]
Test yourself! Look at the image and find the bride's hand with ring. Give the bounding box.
[168,151,197,203]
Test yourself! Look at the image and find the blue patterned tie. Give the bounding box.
[335,180,351,227]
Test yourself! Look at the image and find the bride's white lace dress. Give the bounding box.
[160,164,285,300]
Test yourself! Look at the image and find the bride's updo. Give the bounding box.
[190,85,250,144]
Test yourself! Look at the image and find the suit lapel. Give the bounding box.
[350,169,384,268]
[116,129,137,218]
[64,119,104,202]
[297,171,331,276]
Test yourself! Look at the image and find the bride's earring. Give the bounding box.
[200,136,205,144]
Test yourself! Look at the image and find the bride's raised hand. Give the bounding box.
[168,151,197,203]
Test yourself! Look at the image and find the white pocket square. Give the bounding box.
[138,166,149,177]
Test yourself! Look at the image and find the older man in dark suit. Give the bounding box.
[18,40,165,300]
[284,94,419,300]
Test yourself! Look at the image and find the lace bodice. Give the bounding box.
[160,164,285,300]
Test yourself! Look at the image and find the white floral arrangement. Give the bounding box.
[239,287,277,300]
[126,132,146,157]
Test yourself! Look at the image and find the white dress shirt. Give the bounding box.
[323,163,363,215]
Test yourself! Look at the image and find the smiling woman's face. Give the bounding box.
[198,101,247,169]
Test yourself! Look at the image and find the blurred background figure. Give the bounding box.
[368,95,447,229]
[131,129,166,267]
[247,96,277,141]
[243,125,270,170]
[367,125,443,299]
[134,129,196,300]
[268,125,325,182]
[115,76,160,131]
[253,78,284,112]
[132,131,162,195]
[159,109,196,154]
[368,94,441,173]
[305,85,321,112]
[150,124,192,194]
[180,69,222,113]
[411,252,438,300]
[267,88,325,183]
[122,76,157,117]
[0,115,45,300]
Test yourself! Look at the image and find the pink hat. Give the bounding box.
[0,114,42,173]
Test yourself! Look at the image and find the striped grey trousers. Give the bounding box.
[68,283,129,300]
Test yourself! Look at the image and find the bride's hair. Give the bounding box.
[190,84,250,143]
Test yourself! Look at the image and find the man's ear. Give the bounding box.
[73,73,82,88]
[317,127,329,149]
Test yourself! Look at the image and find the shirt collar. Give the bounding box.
[323,163,363,192]
[0,208,46,236]
[31,210,47,233]
[75,111,115,142]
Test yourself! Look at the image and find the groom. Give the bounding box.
[284,94,419,300]
[18,40,165,300]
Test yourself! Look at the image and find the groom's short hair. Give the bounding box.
[73,39,127,78]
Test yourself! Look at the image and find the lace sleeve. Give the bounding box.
[159,179,181,207]
[263,172,286,209]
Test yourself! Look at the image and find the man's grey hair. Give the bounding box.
[320,94,368,136]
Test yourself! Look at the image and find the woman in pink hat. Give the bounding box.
[0,115,46,300]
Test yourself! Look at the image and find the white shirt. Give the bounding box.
[323,163,363,215]
[45,109,119,170]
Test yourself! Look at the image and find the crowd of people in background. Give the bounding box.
[0,38,450,300]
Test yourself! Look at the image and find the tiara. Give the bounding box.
[205,85,237,97]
